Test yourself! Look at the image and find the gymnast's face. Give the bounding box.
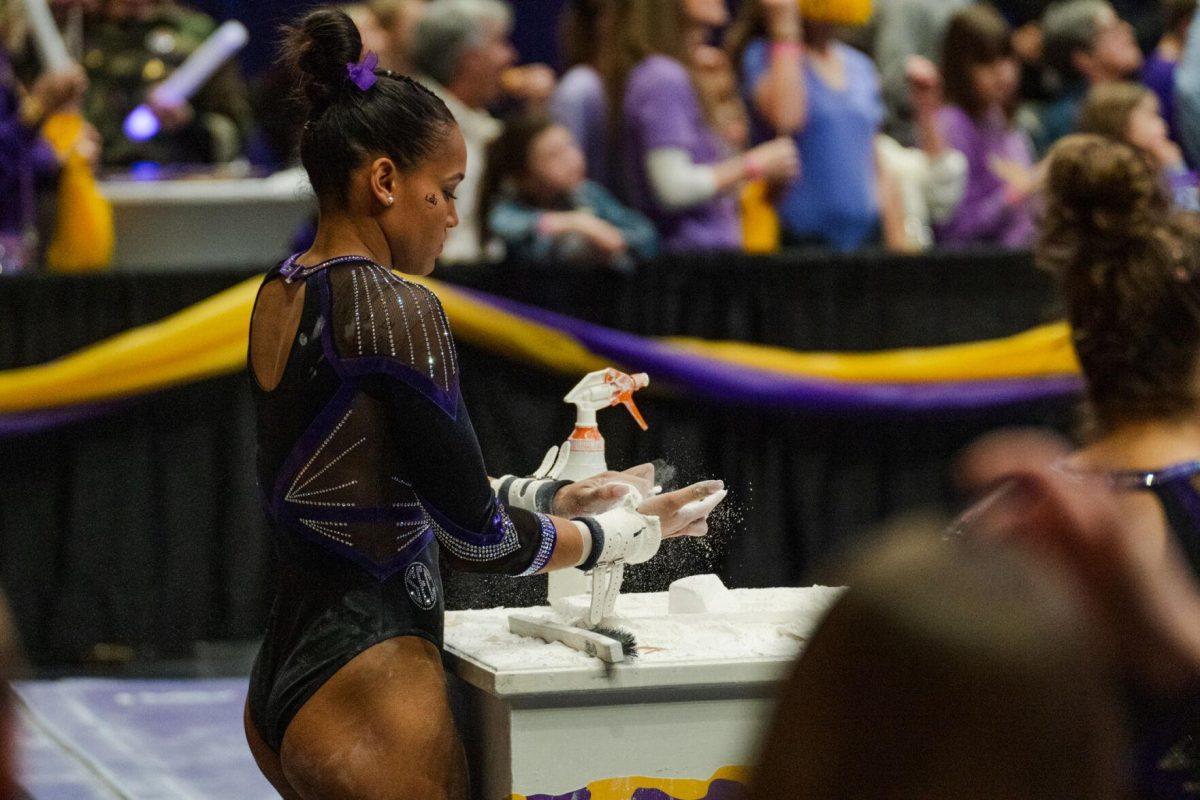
[371,125,466,276]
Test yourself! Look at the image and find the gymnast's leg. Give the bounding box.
[279,636,470,800]
[244,703,304,800]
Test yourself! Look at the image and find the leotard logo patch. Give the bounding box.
[405,562,438,610]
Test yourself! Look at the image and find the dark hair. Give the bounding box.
[941,5,1017,121]
[1164,0,1197,37]
[559,0,610,70]
[477,113,558,244]
[1077,81,1152,142]
[1042,0,1110,84]
[1038,134,1200,433]
[723,0,767,72]
[603,0,691,126]
[280,8,456,205]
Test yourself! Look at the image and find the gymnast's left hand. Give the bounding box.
[551,463,656,517]
[640,480,726,540]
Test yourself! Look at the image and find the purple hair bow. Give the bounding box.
[347,51,379,91]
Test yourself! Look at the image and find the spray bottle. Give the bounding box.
[547,369,650,605]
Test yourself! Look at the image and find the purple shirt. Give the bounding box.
[0,49,58,271]
[1143,54,1182,153]
[620,55,741,253]
[934,105,1034,248]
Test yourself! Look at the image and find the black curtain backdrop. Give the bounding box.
[0,250,1074,666]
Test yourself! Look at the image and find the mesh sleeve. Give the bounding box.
[328,260,461,417]
[325,261,556,577]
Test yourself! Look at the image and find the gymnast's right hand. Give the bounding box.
[639,480,727,540]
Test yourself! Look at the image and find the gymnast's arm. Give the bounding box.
[380,375,590,577]
[333,268,706,575]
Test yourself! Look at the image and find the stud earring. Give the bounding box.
[386,195,394,206]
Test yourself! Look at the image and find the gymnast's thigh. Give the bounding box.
[278,635,469,800]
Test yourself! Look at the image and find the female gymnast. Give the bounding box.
[242,9,725,799]
[1026,133,1200,797]
[1038,134,1200,578]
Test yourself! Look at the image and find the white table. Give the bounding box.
[443,587,842,800]
[99,168,315,271]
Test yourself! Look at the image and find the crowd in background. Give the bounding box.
[10,5,1200,800]
[2,0,1200,272]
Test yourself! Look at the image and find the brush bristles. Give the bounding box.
[592,625,638,658]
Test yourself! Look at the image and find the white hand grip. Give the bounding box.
[588,562,625,627]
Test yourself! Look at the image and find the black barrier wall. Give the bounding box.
[0,251,1073,666]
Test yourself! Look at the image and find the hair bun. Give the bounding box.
[1043,135,1167,238]
[282,9,364,117]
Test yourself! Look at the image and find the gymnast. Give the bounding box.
[241,9,726,799]
[978,133,1200,797]
[1037,134,1200,579]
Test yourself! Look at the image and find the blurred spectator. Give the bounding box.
[1033,0,1143,154]
[1174,1,1200,167]
[1141,0,1194,154]
[82,0,252,167]
[871,0,970,146]
[411,0,512,263]
[411,0,557,263]
[3,0,95,67]
[370,0,428,73]
[935,4,1036,248]
[1078,82,1197,210]
[730,0,885,251]
[606,0,797,254]
[478,113,658,267]
[692,43,751,153]
[339,4,390,60]
[550,0,615,185]
[0,40,87,272]
[958,429,1200,800]
[874,56,967,251]
[750,522,1132,800]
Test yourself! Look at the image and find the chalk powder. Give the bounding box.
[444,586,845,670]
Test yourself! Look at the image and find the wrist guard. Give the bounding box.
[492,475,572,514]
[576,497,663,570]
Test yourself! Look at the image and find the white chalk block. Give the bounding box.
[668,573,733,614]
[550,592,593,621]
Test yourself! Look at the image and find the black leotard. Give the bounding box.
[247,255,558,752]
[1108,460,1200,580]
[1104,461,1200,800]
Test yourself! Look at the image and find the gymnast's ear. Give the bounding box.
[367,156,400,210]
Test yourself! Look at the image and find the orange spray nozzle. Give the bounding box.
[620,393,649,431]
[565,368,651,430]
[604,370,650,431]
